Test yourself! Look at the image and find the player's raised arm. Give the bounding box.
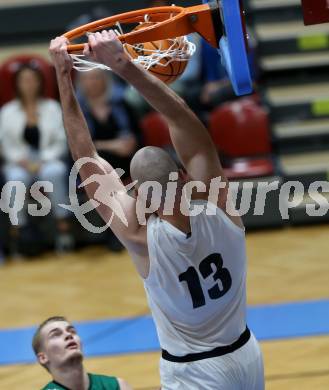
[84,31,242,226]
[84,31,222,185]
[49,39,96,161]
[49,37,148,272]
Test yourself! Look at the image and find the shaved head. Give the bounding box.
[130,146,179,187]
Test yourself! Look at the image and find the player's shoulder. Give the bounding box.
[191,199,245,234]
[89,373,120,389]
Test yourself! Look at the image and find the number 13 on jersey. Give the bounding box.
[178,253,232,309]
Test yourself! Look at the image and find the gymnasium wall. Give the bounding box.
[0,0,199,46]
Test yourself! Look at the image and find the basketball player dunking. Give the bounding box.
[50,32,264,389]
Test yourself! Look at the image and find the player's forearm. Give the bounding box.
[118,61,215,159]
[120,61,193,123]
[56,71,96,161]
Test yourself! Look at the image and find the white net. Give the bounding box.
[69,22,196,73]
[125,36,196,70]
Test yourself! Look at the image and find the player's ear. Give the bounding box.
[37,351,49,366]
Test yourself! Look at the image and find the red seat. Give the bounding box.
[209,97,274,179]
[140,111,172,147]
[301,0,329,25]
[0,54,57,106]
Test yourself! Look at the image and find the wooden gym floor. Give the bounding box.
[0,225,328,389]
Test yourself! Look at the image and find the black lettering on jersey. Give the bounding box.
[178,253,232,309]
[179,267,205,308]
[199,253,232,300]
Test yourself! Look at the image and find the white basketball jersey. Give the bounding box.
[144,200,247,356]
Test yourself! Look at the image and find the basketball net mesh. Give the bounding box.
[69,22,196,73]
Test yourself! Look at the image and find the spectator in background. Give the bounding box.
[76,69,138,251]
[0,63,72,255]
[67,6,127,102]
[200,40,236,106]
[187,29,258,120]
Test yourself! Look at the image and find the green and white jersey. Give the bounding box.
[42,373,120,390]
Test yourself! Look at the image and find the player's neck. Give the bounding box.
[157,193,192,234]
[158,210,191,235]
[51,362,89,390]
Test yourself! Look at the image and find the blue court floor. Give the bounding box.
[2,299,329,366]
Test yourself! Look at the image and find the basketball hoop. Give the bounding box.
[69,22,196,74]
[61,1,253,96]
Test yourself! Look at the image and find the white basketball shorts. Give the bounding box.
[159,332,264,390]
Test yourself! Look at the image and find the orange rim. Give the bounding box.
[63,4,219,53]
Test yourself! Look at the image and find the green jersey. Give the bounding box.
[42,373,119,390]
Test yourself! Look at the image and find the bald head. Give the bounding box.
[130,146,179,187]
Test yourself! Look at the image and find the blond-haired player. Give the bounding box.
[33,316,132,389]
